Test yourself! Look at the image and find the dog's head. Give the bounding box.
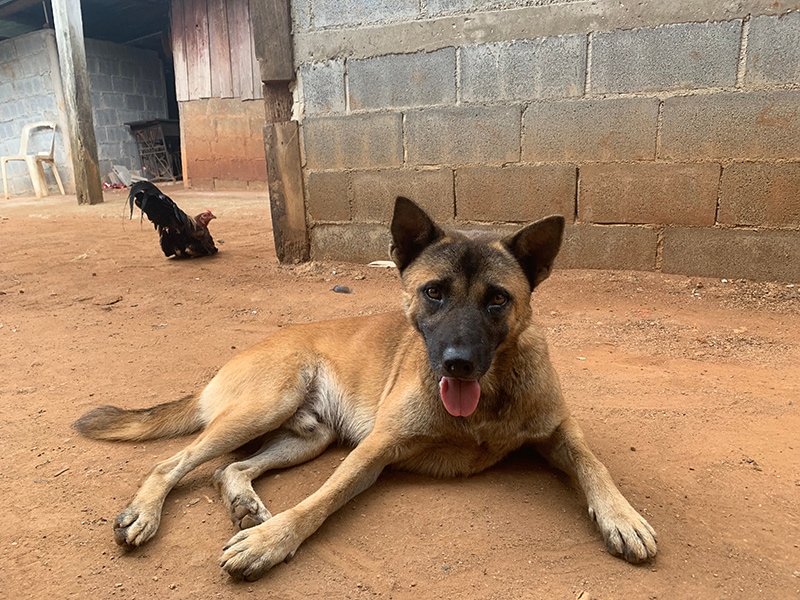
[390,196,564,418]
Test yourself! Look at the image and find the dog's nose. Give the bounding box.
[443,348,476,379]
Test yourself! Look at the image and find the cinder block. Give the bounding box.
[310,223,392,264]
[136,78,156,97]
[351,168,454,223]
[112,77,136,94]
[94,109,116,127]
[215,117,251,139]
[745,12,800,86]
[12,32,46,58]
[578,163,720,226]
[557,224,658,271]
[299,60,345,115]
[348,49,455,110]
[145,96,165,113]
[455,165,576,222]
[313,0,418,27]
[662,227,800,281]
[0,39,16,62]
[461,35,586,103]
[248,180,270,191]
[18,52,49,77]
[718,162,800,227]
[660,90,800,160]
[99,92,123,109]
[307,171,351,222]
[590,21,741,94]
[97,57,120,78]
[212,179,249,191]
[302,114,404,170]
[0,82,12,102]
[522,97,659,162]
[406,106,520,165]
[427,0,482,14]
[124,95,145,111]
[292,0,311,31]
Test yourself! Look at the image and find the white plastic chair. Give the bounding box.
[1,121,66,199]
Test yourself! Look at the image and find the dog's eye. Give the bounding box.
[489,292,508,307]
[425,286,442,301]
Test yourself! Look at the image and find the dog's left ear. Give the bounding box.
[390,196,444,272]
[502,215,565,291]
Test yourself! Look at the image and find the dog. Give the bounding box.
[74,196,657,580]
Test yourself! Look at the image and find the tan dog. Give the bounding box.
[74,197,657,580]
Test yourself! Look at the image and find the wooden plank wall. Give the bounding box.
[171,0,263,101]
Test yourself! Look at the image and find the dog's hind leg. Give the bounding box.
[113,391,305,548]
[214,425,337,531]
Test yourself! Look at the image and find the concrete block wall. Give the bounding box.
[0,31,167,195]
[85,39,168,179]
[180,98,268,190]
[293,0,800,282]
[0,31,69,196]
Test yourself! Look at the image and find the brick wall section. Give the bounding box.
[455,165,576,222]
[351,168,454,223]
[85,39,168,179]
[460,36,586,102]
[295,4,800,281]
[662,228,800,281]
[745,12,800,85]
[589,21,741,94]
[578,164,720,226]
[181,98,267,190]
[348,49,456,110]
[0,31,67,196]
[522,98,659,162]
[0,31,165,194]
[660,90,800,161]
[404,107,521,165]
[718,163,800,227]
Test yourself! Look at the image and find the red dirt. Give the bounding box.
[1,188,798,599]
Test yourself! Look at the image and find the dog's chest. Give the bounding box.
[398,420,531,478]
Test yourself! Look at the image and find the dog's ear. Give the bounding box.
[502,215,565,291]
[390,196,444,272]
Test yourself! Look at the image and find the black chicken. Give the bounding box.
[128,182,218,258]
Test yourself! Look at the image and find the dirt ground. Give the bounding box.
[1,187,798,600]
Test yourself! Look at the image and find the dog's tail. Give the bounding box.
[72,394,204,441]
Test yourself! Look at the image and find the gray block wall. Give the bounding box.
[0,31,167,196]
[85,39,168,180]
[293,1,800,282]
[0,31,67,196]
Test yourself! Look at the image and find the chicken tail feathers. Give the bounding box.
[128,182,192,230]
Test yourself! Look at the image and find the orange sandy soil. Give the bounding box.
[1,187,798,599]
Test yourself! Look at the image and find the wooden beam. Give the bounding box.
[264,119,309,263]
[251,0,308,263]
[51,0,103,205]
[249,0,293,82]
[171,0,189,102]
[263,82,292,123]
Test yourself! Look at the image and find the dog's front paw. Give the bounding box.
[113,505,161,547]
[589,500,657,563]
[219,512,300,581]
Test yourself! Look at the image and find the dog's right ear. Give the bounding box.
[390,197,444,272]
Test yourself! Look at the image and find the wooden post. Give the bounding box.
[51,0,103,205]
[250,0,309,263]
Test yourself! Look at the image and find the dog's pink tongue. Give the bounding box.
[439,377,481,417]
